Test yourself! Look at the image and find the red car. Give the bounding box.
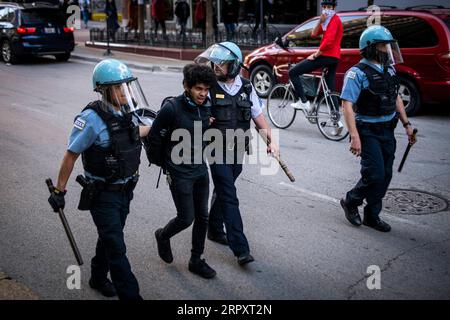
[243,7,450,116]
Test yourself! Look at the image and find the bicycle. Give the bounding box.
[266,67,349,141]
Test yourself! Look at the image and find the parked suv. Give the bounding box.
[0,2,75,64]
[243,6,450,115]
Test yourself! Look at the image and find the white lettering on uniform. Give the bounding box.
[347,70,357,80]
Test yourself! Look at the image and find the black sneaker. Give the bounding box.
[188,258,217,279]
[340,198,362,226]
[207,231,228,245]
[237,253,255,266]
[155,228,173,263]
[363,218,391,232]
[89,278,117,297]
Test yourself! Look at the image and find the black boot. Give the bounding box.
[207,231,228,245]
[155,228,173,263]
[89,278,117,297]
[188,258,217,279]
[363,217,391,232]
[340,198,362,226]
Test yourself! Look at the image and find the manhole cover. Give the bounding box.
[383,189,448,215]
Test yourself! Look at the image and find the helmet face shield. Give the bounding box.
[387,41,403,65]
[98,79,150,114]
[375,41,403,66]
[195,44,237,66]
[195,44,242,80]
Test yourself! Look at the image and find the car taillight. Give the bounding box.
[17,27,36,34]
[437,52,450,72]
[64,27,74,33]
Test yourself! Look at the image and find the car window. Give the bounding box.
[382,15,439,48]
[341,15,369,49]
[21,9,66,25]
[0,7,12,22]
[285,19,321,48]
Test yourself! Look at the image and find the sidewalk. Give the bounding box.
[72,45,189,73]
[72,23,190,72]
[0,268,38,300]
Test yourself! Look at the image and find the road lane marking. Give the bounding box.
[279,182,340,204]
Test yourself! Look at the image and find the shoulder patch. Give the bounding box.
[74,117,86,130]
[346,70,357,80]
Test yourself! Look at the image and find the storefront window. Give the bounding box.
[218,0,317,25]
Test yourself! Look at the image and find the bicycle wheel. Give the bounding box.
[316,93,349,141]
[267,84,297,129]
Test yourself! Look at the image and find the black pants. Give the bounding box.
[208,162,250,257]
[160,173,210,258]
[90,190,141,300]
[345,120,397,220]
[154,19,166,36]
[288,56,339,102]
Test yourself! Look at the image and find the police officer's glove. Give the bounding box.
[48,188,66,212]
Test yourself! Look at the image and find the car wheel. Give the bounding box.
[55,53,71,62]
[1,40,19,64]
[398,76,421,116]
[250,64,275,98]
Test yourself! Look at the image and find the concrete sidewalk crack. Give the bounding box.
[346,237,450,300]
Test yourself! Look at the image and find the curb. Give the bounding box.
[71,43,184,73]
[71,53,184,73]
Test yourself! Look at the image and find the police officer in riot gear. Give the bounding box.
[195,42,279,265]
[340,26,416,232]
[48,59,150,299]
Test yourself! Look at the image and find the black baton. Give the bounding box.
[398,128,418,173]
[45,178,84,266]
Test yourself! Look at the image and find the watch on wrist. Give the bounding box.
[403,121,411,128]
[54,188,66,195]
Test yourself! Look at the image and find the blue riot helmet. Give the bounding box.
[359,25,404,67]
[92,59,150,113]
[195,41,243,81]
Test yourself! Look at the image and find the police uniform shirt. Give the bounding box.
[212,76,264,119]
[68,106,138,183]
[340,58,397,123]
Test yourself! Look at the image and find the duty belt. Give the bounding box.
[94,177,138,192]
[356,116,398,130]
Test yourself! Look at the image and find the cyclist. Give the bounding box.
[288,0,343,119]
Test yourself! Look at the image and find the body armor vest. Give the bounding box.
[209,78,253,153]
[355,63,399,117]
[209,77,253,133]
[81,101,142,182]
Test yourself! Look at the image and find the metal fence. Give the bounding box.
[89,25,282,50]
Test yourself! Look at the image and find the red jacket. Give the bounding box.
[152,0,166,20]
[195,0,206,21]
[313,14,343,59]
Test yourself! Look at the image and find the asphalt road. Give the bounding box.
[0,57,449,300]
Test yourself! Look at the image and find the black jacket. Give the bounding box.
[147,94,211,179]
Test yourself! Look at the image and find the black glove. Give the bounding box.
[48,188,66,212]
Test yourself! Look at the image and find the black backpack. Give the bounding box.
[142,97,178,168]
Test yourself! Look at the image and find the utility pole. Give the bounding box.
[138,0,145,44]
[205,0,214,47]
